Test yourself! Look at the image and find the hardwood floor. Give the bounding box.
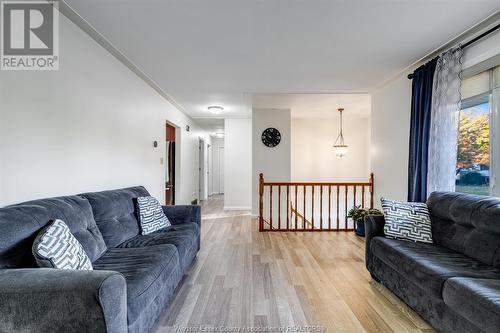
[154,195,434,333]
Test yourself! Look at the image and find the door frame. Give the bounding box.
[165,121,178,205]
[218,146,224,194]
[207,144,212,196]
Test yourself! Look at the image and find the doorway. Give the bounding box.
[199,139,206,202]
[165,122,176,205]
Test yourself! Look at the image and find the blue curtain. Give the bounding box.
[408,58,438,202]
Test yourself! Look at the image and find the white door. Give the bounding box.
[219,147,224,193]
[199,140,205,201]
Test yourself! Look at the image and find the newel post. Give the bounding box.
[259,173,264,231]
[369,173,374,209]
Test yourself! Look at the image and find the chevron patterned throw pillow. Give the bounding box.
[381,198,433,243]
[137,196,171,235]
[32,219,93,270]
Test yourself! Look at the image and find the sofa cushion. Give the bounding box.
[443,277,500,333]
[427,192,500,268]
[0,195,107,268]
[371,237,500,297]
[33,219,93,270]
[381,198,433,243]
[118,223,199,271]
[93,244,181,325]
[82,187,150,248]
[136,196,171,235]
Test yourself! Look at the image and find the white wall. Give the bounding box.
[370,27,500,206]
[0,14,210,206]
[292,116,371,182]
[210,137,224,195]
[224,118,252,210]
[371,75,412,205]
[252,109,291,215]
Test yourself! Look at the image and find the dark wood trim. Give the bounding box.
[258,174,375,232]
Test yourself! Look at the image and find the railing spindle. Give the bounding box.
[311,186,315,229]
[344,185,348,230]
[328,186,331,230]
[286,186,289,230]
[362,185,365,208]
[353,186,357,207]
[278,185,281,230]
[353,186,357,231]
[295,185,298,230]
[303,185,306,230]
[320,186,323,230]
[259,173,264,231]
[336,186,340,230]
[269,186,273,229]
[370,173,374,209]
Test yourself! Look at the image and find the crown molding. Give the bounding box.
[59,1,188,116]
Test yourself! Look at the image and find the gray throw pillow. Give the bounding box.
[381,198,433,243]
[32,219,93,270]
[137,196,171,235]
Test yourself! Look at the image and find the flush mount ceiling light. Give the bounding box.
[333,108,348,158]
[211,132,224,139]
[208,106,224,114]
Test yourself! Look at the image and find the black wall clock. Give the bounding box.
[261,127,281,148]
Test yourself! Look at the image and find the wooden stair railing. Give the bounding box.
[290,203,313,229]
[258,173,374,232]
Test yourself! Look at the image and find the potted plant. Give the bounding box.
[347,205,383,237]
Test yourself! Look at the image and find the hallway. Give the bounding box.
[154,195,433,332]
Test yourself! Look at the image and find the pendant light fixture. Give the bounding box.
[333,108,348,158]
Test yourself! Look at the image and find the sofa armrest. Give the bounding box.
[364,215,385,271]
[0,268,127,333]
[162,205,201,227]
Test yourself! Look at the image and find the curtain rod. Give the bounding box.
[407,22,500,80]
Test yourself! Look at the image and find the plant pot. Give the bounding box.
[355,219,365,237]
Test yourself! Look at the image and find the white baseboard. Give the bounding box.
[224,206,251,211]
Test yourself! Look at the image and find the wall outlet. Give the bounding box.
[160,158,164,165]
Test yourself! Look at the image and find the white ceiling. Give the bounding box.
[252,94,371,119]
[65,0,500,131]
[192,118,225,136]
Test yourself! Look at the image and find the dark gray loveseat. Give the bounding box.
[365,191,500,333]
[0,186,201,333]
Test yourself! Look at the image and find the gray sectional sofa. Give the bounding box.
[365,191,500,333]
[0,186,201,333]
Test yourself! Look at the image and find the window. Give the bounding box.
[456,101,490,195]
[457,66,500,196]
